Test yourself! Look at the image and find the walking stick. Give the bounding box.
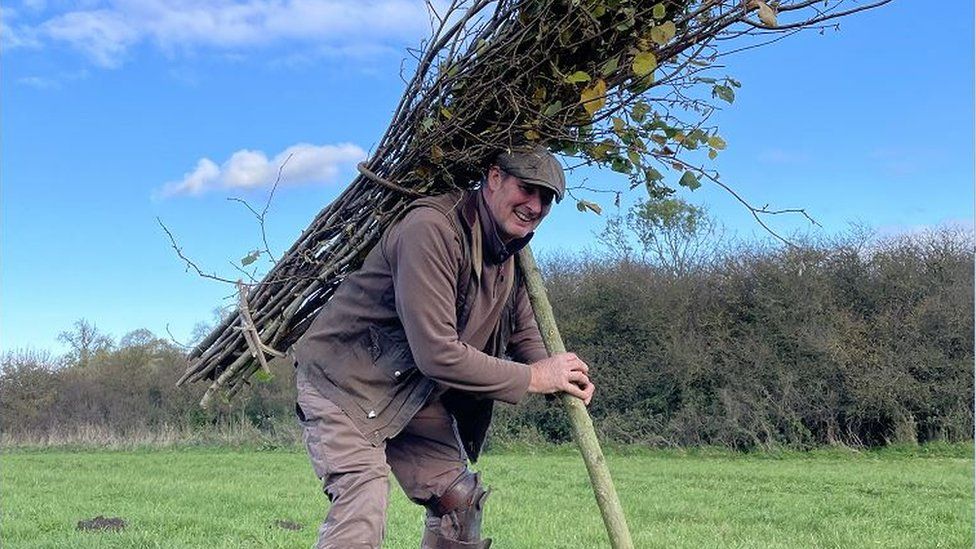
[517,245,635,549]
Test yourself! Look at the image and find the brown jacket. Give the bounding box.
[293,190,547,460]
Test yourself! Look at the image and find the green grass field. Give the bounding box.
[2,444,972,548]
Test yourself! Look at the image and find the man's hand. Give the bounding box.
[527,353,595,405]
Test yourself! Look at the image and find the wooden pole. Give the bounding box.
[518,245,635,549]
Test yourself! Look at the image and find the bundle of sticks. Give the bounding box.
[178,0,887,406]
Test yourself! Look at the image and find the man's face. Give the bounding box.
[483,165,554,243]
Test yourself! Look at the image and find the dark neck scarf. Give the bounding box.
[477,189,533,265]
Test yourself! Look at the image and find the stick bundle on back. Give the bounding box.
[178,0,888,406]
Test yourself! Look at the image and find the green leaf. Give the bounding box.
[542,100,563,117]
[632,51,657,77]
[627,149,641,165]
[599,56,619,77]
[610,156,630,174]
[679,171,701,190]
[631,100,649,123]
[564,71,591,84]
[652,3,666,19]
[708,148,718,160]
[253,369,274,383]
[612,116,626,134]
[576,199,603,215]
[707,135,727,150]
[629,73,655,95]
[241,250,261,266]
[644,166,664,183]
[589,141,614,160]
[420,117,434,132]
[712,84,735,104]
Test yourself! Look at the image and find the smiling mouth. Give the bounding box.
[514,210,535,223]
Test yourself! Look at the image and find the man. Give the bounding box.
[293,145,595,549]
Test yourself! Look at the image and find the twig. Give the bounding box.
[158,218,239,284]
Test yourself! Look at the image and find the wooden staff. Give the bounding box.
[518,245,635,549]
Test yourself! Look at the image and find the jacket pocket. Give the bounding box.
[367,325,418,383]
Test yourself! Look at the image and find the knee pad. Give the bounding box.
[422,471,490,547]
[426,471,488,517]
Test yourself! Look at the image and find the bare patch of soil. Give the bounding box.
[273,519,303,531]
[77,516,127,532]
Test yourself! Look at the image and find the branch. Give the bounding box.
[157,218,239,285]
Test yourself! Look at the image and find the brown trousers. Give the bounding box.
[297,366,469,549]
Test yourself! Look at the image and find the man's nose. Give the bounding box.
[525,190,543,214]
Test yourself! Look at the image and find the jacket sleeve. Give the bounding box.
[385,208,532,404]
[506,280,549,364]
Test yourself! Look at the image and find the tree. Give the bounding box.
[601,197,719,275]
[58,319,113,368]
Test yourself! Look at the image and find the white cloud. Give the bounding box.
[16,68,90,89]
[158,142,366,198]
[41,10,139,67]
[5,0,433,68]
[18,75,60,89]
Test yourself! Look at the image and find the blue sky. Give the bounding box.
[2,1,973,354]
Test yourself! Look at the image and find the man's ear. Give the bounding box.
[485,166,504,194]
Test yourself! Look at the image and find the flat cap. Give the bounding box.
[495,146,566,203]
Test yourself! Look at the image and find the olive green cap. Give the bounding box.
[495,146,566,203]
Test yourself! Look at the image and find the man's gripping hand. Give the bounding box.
[527,353,595,405]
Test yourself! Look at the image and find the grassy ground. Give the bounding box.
[2,444,972,548]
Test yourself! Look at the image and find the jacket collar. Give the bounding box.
[473,189,533,265]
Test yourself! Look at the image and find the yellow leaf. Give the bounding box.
[650,21,676,46]
[707,135,727,150]
[754,0,777,26]
[579,78,607,117]
[632,51,657,77]
[440,107,453,119]
[576,200,602,215]
[524,129,540,140]
[431,145,444,162]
